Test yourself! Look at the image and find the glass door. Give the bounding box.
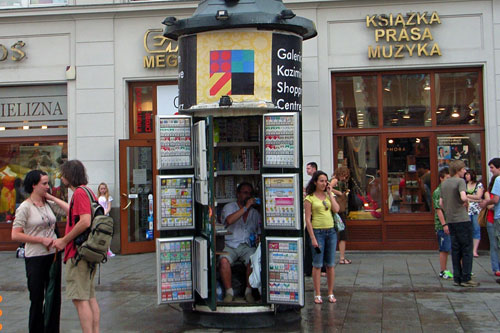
[119,139,158,254]
[383,134,434,216]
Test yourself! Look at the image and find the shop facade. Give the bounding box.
[0,0,499,251]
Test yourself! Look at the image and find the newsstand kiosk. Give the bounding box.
[154,0,317,328]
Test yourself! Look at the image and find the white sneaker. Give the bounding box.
[107,250,115,257]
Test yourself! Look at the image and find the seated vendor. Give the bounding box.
[219,182,261,303]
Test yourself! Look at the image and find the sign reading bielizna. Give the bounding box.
[177,30,302,111]
[366,11,442,59]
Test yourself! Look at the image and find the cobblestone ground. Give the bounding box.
[2,251,500,332]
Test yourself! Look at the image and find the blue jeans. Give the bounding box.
[470,214,480,240]
[448,221,474,284]
[311,228,337,268]
[486,222,500,273]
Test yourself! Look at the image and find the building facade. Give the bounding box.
[0,0,499,251]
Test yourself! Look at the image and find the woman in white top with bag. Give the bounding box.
[11,170,68,333]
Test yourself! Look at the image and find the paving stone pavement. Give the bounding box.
[2,251,500,332]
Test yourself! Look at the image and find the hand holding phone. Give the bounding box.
[314,247,321,254]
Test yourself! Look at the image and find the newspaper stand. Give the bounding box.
[155,0,317,328]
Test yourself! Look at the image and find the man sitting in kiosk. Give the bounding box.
[219,182,261,303]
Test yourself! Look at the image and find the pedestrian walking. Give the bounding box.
[11,169,68,333]
[53,160,101,333]
[440,160,477,287]
[304,171,339,304]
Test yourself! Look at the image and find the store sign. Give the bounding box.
[272,34,302,112]
[0,97,66,121]
[366,11,442,59]
[143,29,178,69]
[0,41,26,62]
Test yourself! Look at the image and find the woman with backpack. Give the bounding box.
[11,170,68,333]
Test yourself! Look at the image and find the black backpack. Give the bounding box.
[70,186,114,265]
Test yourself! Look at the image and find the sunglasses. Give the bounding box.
[322,200,329,211]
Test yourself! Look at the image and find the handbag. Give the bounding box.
[333,213,345,232]
[478,208,488,228]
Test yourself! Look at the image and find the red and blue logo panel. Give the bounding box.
[210,50,254,96]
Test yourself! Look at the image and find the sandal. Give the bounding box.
[339,258,352,264]
[314,295,323,304]
[328,294,337,303]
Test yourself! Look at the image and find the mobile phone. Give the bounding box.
[315,247,321,254]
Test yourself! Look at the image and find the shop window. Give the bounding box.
[386,137,431,214]
[129,81,177,139]
[336,136,381,220]
[335,76,378,128]
[382,74,431,127]
[436,72,480,126]
[0,141,68,223]
[437,133,482,181]
[132,85,154,136]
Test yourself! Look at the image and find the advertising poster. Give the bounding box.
[263,174,300,230]
[177,31,302,112]
[157,176,194,230]
[266,237,304,306]
[156,116,192,169]
[157,237,194,304]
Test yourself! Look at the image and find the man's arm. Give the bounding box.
[460,191,468,204]
[53,214,90,251]
[225,199,255,225]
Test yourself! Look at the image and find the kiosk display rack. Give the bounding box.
[156,115,193,170]
[157,237,194,304]
[263,113,299,168]
[266,237,304,306]
[156,175,195,230]
[262,174,300,230]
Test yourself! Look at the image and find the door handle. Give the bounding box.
[122,200,132,210]
[121,193,131,210]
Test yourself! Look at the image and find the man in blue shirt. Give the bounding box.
[480,158,500,283]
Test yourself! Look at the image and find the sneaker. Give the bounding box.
[245,292,255,303]
[107,250,115,257]
[461,280,479,287]
[444,270,453,279]
[223,293,234,302]
[439,271,452,279]
[453,281,461,286]
[494,271,500,277]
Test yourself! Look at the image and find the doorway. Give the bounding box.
[119,139,158,254]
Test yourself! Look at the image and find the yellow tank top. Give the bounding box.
[305,193,334,229]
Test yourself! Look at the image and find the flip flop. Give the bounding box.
[339,258,352,264]
[314,295,323,304]
[328,294,337,303]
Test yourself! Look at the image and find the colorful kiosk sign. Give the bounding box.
[177,31,302,112]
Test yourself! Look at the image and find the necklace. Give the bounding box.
[30,199,53,228]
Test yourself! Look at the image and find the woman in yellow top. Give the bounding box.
[304,170,340,304]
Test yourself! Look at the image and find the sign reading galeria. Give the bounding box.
[366,11,441,59]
